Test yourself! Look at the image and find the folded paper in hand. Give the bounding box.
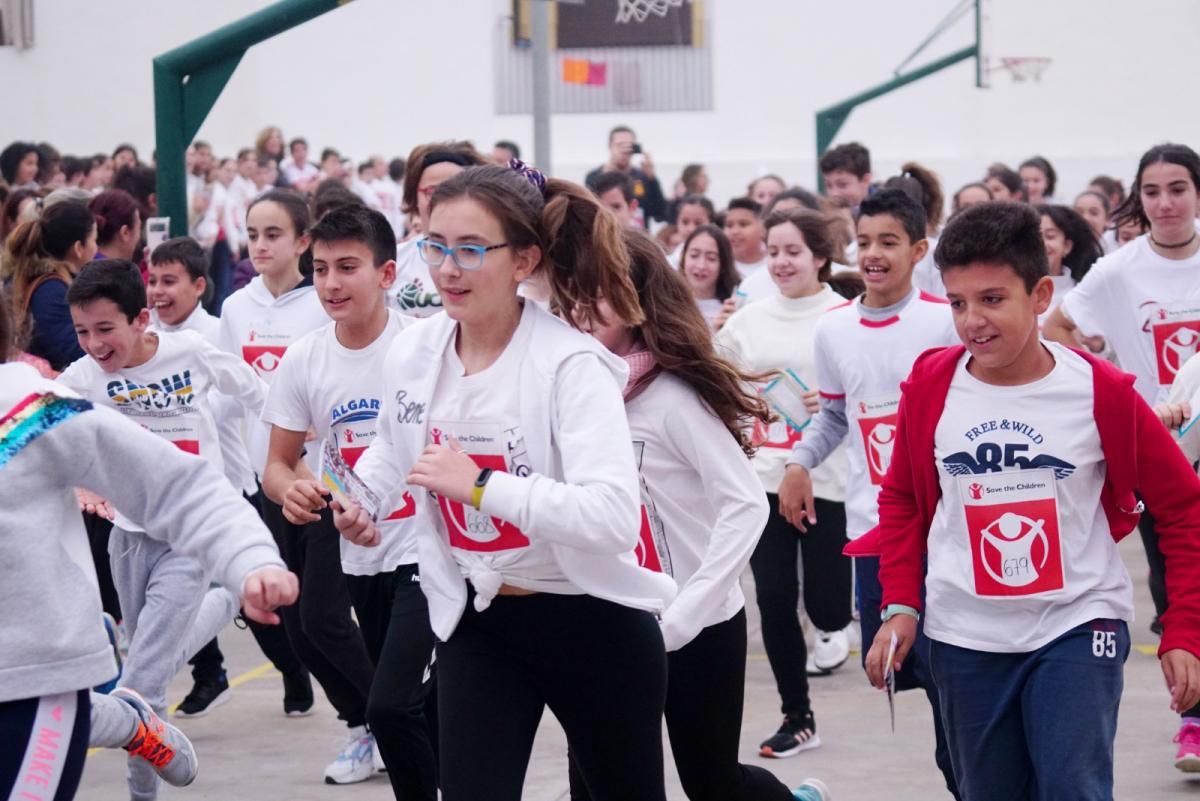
[321,430,382,522]
[761,369,812,433]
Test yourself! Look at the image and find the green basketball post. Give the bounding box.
[153,0,355,237]
[815,0,985,191]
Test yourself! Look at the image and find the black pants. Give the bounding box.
[266,498,374,728]
[438,590,668,801]
[84,513,121,620]
[346,565,439,801]
[569,609,792,801]
[750,494,851,719]
[0,689,89,801]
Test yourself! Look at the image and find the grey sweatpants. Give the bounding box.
[107,525,239,801]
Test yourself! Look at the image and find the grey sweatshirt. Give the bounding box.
[0,362,284,703]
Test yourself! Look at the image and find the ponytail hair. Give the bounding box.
[1112,143,1200,232]
[5,200,92,350]
[763,207,864,300]
[623,229,771,456]
[885,162,944,234]
[430,163,643,330]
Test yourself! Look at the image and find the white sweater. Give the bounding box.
[354,302,677,640]
[627,373,768,651]
[0,363,283,702]
[715,287,849,500]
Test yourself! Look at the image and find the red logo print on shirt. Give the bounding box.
[968,482,983,500]
[430,428,530,552]
[965,498,1064,597]
[857,415,898,485]
[1152,319,1200,384]
[339,440,415,521]
[635,508,665,572]
[242,345,287,376]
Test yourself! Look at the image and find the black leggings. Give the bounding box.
[438,589,668,801]
[569,609,793,801]
[0,690,89,801]
[266,499,374,728]
[346,565,439,801]
[750,494,851,719]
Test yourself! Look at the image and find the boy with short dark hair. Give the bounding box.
[591,170,638,228]
[147,238,314,720]
[57,259,271,800]
[723,196,768,279]
[819,142,873,210]
[779,188,959,795]
[261,205,434,793]
[865,202,1200,800]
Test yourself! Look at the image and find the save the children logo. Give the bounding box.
[331,397,415,521]
[960,469,1064,597]
[1140,301,1200,384]
[631,441,672,576]
[429,423,530,551]
[855,394,900,485]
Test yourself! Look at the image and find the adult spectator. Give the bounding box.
[585,125,667,223]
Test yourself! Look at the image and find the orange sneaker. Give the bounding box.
[112,688,198,787]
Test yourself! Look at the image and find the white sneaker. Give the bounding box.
[372,737,387,774]
[323,726,375,785]
[806,652,831,677]
[812,629,850,672]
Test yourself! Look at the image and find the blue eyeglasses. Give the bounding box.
[416,238,509,271]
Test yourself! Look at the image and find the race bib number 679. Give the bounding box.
[959,468,1064,598]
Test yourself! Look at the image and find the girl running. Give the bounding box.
[571,227,831,801]
[716,208,859,757]
[337,162,676,801]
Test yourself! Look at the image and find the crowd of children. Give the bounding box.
[3,128,1200,801]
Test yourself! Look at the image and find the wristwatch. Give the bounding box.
[471,468,493,510]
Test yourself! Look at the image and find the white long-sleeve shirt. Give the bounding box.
[627,372,768,651]
[353,302,677,640]
[0,363,283,702]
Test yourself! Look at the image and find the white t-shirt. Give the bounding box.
[390,240,443,318]
[715,287,848,498]
[695,297,723,327]
[1042,273,1076,326]
[428,304,579,593]
[736,256,768,281]
[737,267,777,304]
[924,342,1133,653]
[281,159,318,188]
[911,238,944,298]
[218,276,331,475]
[57,330,266,531]
[370,178,405,240]
[262,311,418,574]
[813,290,958,539]
[151,304,258,496]
[1060,232,1200,404]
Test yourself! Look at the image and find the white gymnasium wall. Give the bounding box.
[3,0,1199,212]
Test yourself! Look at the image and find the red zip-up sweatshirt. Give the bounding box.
[860,344,1200,659]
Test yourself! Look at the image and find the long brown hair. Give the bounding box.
[763,208,864,300]
[624,229,771,456]
[680,224,739,301]
[6,201,94,348]
[430,163,642,330]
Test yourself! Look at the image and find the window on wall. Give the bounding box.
[0,0,35,49]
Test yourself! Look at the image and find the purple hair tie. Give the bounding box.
[509,158,547,194]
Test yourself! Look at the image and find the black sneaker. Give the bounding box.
[1151,616,1164,637]
[759,712,821,758]
[283,670,314,717]
[174,676,231,718]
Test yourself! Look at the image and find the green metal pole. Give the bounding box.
[814,43,977,191]
[153,0,354,237]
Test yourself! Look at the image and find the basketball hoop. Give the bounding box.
[995,56,1053,83]
[615,0,690,24]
